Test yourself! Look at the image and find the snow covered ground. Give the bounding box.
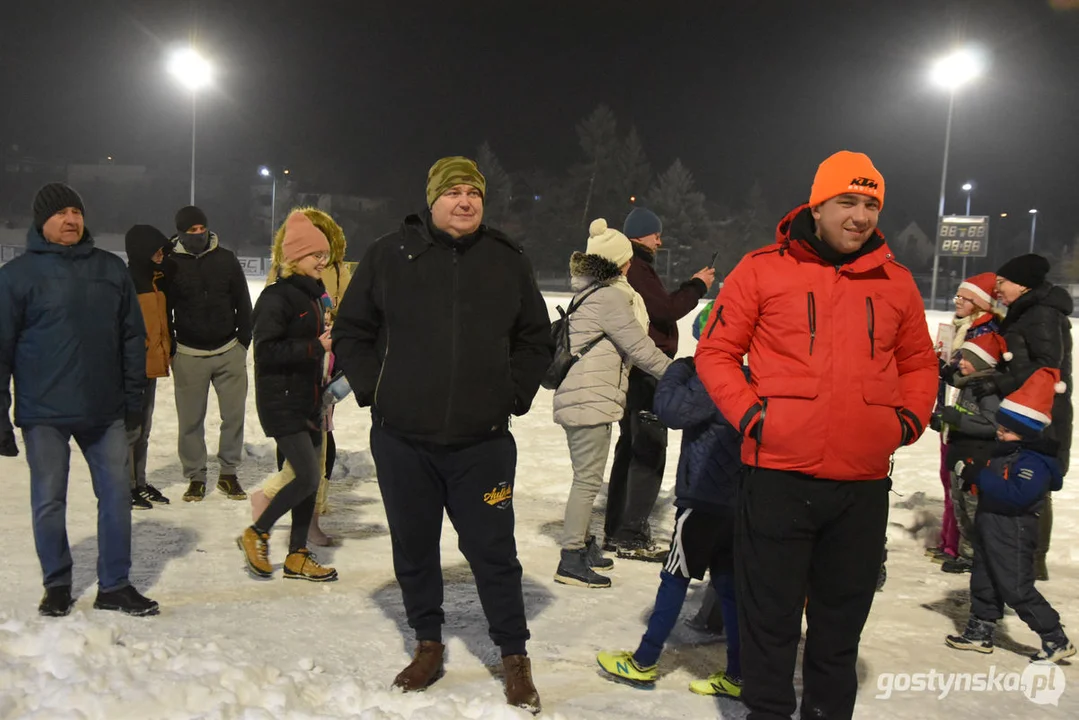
[0,281,1076,719]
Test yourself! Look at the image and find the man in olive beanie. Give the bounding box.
[334,155,550,713]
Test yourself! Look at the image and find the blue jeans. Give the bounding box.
[22,420,132,592]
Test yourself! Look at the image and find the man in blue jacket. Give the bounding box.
[0,183,159,617]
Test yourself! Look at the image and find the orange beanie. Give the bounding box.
[809,151,885,209]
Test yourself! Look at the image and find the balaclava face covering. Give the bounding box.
[180,230,210,255]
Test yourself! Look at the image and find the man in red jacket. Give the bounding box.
[604,206,715,560]
[695,151,937,720]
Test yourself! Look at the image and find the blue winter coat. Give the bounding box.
[975,441,1063,516]
[0,227,146,430]
[653,357,746,513]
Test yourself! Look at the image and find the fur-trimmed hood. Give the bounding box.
[570,251,621,287]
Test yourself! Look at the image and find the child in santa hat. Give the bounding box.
[933,331,1007,575]
[945,367,1074,663]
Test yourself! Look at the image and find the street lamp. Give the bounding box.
[928,48,984,310]
[961,182,974,215]
[168,48,213,205]
[1029,209,1038,253]
[259,166,277,242]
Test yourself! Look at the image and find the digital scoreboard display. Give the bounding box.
[936,215,989,257]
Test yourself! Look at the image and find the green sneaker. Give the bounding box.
[689,670,742,698]
[596,650,657,686]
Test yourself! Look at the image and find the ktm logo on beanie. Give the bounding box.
[849,177,880,191]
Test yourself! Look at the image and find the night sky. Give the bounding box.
[2,0,1078,244]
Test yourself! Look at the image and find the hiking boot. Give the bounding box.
[554,548,611,588]
[941,556,973,574]
[503,654,541,715]
[585,535,614,571]
[925,547,954,564]
[237,526,273,578]
[38,585,74,617]
[392,640,445,691]
[614,537,669,563]
[1033,627,1076,663]
[283,548,338,582]
[131,489,153,510]
[217,473,247,500]
[689,670,743,698]
[142,484,170,504]
[596,650,657,686]
[946,616,995,654]
[183,480,206,502]
[93,585,159,616]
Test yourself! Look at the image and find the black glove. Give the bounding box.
[954,459,982,492]
[940,407,963,427]
[969,376,1000,400]
[940,363,961,386]
[124,410,143,434]
[0,429,17,457]
[897,408,921,446]
[929,413,943,433]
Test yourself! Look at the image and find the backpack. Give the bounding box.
[541,283,606,390]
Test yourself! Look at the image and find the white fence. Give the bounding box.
[0,245,271,277]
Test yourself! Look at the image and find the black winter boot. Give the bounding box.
[38,585,74,617]
[946,616,995,653]
[554,549,611,588]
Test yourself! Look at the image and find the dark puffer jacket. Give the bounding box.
[993,283,1073,473]
[166,233,253,352]
[252,273,326,438]
[0,227,146,430]
[652,357,746,513]
[333,212,553,446]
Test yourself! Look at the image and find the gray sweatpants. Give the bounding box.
[561,424,613,550]
[173,345,248,481]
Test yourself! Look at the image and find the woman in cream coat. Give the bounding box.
[553,219,672,589]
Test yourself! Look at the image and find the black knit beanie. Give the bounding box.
[997,254,1050,289]
[32,183,85,230]
[175,205,208,232]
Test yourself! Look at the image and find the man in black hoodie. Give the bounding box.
[333,156,552,714]
[166,206,253,502]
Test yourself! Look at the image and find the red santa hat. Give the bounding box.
[997,367,1067,437]
[957,272,997,311]
[959,333,1007,371]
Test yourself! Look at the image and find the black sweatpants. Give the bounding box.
[736,468,889,720]
[970,508,1060,634]
[605,368,667,543]
[255,430,322,553]
[370,423,529,656]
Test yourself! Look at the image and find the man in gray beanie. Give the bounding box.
[605,205,715,561]
[0,183,159,617]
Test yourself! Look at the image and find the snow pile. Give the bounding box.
[0,611,547,719]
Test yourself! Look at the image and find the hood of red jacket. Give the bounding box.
[774,204,896,274]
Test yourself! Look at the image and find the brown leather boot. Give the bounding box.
[502,654,541,714]
[392,640,445,692]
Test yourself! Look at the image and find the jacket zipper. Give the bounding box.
[373,281,390,409]
[866,296,876,360]
[806,292,817,356]
[443,249,460,433]
[754,398,768,466]
[705,305,725,338]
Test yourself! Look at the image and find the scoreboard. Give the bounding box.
[936,215,989,258]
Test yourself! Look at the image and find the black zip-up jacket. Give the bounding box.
[333,212,554,446]
[165,233,253,352]
[992,282,1073,473]
[253,274,326,438]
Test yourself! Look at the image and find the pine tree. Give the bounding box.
[476,141,513,225]
[648,159,714,277]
